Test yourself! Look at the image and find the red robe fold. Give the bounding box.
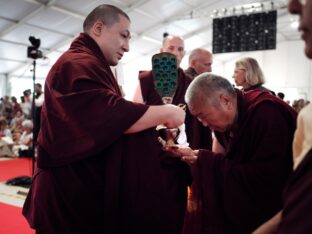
[23,33,188,234]
[183,90,297,234]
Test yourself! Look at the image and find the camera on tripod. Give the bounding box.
[27,36,43,59]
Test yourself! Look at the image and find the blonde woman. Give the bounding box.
[233,57,275,95]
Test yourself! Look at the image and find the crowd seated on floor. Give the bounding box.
[0,92,34,158]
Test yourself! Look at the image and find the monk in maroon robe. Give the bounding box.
[275,149,312,233]
[134,35,212,150]
[276,1,312,232]
[165,73,297,234]
[252,1,312,233]
[22,5,187,234]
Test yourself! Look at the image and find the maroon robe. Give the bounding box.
[139,69,212,150]
[184,67,198,80]
[244,84,276,96]
[23,33,188,234]
[183,90,297,234]
[277,149,312,233]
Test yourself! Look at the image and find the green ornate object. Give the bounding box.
[152,52,178,103]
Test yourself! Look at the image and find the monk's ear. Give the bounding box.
[219,94,232,110]
[92,21,104,37]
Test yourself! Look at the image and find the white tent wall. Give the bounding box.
[0,74,10,98]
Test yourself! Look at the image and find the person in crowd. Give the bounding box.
[0,117,12,138]
[277,92,285,100]
[292,98,310,112]
[233,57,275,95]
[11,119,24,143]
[10,110,24,129]
[252,0,312,233]
[33,83,44,142]
[11,96,22,115]
[133,34,212,150]
[23,4,187,234]
[20,96,31,119]
[0,117,14,157]
[12,119,33,157]
[184,48,213,80]
[163,73,297,234]
[23,89,31,103]
[10,110,25,147]
[0,96,13,121]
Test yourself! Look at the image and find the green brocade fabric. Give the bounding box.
[152,52,178,100]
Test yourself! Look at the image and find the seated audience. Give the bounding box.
[12,119,33,157]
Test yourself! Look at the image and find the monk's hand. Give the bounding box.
[181,150,199,165]
[163,104,185,128]
[161,143,198,163]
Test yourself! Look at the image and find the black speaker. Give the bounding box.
[213,10,277,53]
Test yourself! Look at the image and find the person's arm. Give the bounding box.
[132,82,144,103]
[252,211,282,234]
[125,104,185,133]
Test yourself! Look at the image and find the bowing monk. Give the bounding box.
[23,4,188,234]
[164,73,297,234]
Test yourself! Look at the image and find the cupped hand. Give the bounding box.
[160,140,199,165]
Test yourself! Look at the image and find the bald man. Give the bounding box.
[184,48,213,80]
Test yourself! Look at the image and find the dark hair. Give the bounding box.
[23,89,31,96]
[277,92,285,100]
[83,4,130,33]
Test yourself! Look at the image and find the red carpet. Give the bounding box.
[0,203,35,234]
[0,158,33,182]
[0,158,35,234]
